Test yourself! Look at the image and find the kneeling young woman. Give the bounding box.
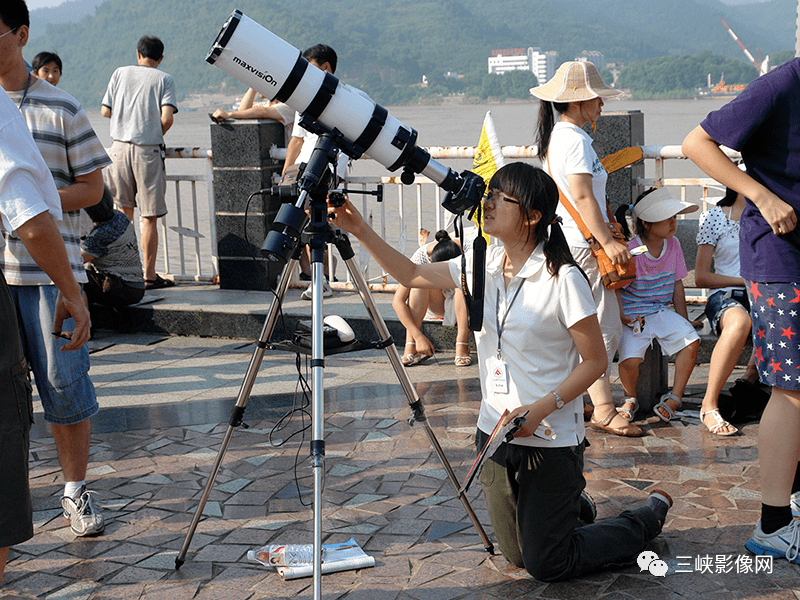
[330,162,672,581]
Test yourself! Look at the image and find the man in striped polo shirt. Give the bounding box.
[0,0,110,537]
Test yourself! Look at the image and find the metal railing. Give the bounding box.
[160,144,739,292]
[159,147,216,283]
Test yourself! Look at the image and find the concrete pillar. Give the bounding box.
[585,110,645,214]
[211,120,285,290]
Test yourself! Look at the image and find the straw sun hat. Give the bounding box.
[529,61,621,102]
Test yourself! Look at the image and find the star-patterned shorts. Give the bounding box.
[746,280,800,390]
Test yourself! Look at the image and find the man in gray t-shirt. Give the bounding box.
[101,35,177,290]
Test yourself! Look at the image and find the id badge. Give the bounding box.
[488,358,509,394]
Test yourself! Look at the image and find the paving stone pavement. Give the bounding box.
[3,331,800,600]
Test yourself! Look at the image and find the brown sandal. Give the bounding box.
[590,410,645,437]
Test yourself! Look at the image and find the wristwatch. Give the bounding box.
[551,389,565,409]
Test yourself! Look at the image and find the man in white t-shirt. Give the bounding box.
[0,85,90,582]
[102,35,178,290]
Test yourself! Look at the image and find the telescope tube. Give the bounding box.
[206,10,455,189]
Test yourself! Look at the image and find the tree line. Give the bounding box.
[25,0,793,108]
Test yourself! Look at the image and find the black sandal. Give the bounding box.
[144,274,175,290]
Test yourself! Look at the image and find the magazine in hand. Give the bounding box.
[460,410,525,495]
[460,409,557,495]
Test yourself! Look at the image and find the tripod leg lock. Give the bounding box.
[407,400,427,426]
[374,336,394,349]
[229,405,248,428]
[310,440,325,457]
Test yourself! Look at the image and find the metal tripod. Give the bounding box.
[175,151,492,600]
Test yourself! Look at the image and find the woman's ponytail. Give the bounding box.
[535,101,569,162]
[542,216,579,278]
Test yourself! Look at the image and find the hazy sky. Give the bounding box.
[26,0,67,9]
[23,0,764,8]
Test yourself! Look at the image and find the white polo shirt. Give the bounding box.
[449,243,597,448]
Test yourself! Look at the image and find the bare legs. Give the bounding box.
[454,290,470,359]
[701,306,755,435]
[139,215,159,282]
[619,340,699,420]
[119,206,158,282]
[393,286,470,362]
[51,420,91,483]
[759,387,800,506]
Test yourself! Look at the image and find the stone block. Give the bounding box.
[212,169,278,214]
[218,257,279,291]
[588,111,645,213]
[211,119,288,290]
[210,120,284,168]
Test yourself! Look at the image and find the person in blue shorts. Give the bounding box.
[1,0,110,538]
[683,57,800,564]
[0,86,91,582]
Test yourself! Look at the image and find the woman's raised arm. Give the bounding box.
[330,198,456,290]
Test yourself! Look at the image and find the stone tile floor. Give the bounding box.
[3,332,799,599]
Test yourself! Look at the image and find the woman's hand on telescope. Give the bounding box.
[328,197,366,237]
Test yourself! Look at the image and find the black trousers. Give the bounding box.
[0,270,34,548]
[477,428,662,581]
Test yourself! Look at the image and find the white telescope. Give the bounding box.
[206,9,483,213]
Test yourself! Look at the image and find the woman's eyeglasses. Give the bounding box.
[483,192,520,205]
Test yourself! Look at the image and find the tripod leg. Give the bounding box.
[175,257,299,569]
[309,258,326,599]
[335,234,494,555]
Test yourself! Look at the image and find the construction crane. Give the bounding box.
[720,18,768,75]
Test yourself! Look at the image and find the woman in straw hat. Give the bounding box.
[531,61,640,438]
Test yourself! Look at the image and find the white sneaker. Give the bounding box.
[745,519,800,563]
[61,485,105,537]
[792,492,800,518]
[301,278,333,301]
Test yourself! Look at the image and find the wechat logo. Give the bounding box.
[638,550,668,577]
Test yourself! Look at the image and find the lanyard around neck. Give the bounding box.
[495,282,524,360]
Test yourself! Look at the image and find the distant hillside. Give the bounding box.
[23,0,795,109]
[28,0,107,42]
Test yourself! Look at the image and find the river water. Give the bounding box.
[83,97,733,280]
[86,97,732,179]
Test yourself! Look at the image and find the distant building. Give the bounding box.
[488,47,557,84]
[576,51,606,71]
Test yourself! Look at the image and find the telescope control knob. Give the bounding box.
[400,169,416,185]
